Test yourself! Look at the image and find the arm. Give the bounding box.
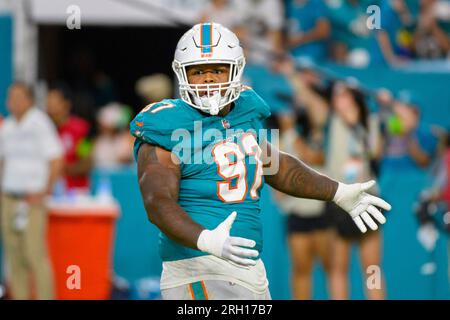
[278,113,325,166]
[430,23,450,53]
[65,156,92,177]
[26,156,63,205]
[263,141,337,201]
[137,143,258,265]
[262,141,391,232]
[28,116,64,204]
[376,31,405,66]
[118,133,135,164]
[137,143,203,249]
[288,19,330,48]
[290,74,329,128]
[294,136,325,166]
[413,9,450,55]
[408,138,431,168]
[269,30,284,56]
[47,157,64,193]
[373,133,385,161]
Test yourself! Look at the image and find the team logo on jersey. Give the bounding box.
[221,119,230,129]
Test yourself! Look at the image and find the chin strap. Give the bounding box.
[193,91,225,115]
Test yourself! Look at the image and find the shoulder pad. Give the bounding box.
[129,99,188,151]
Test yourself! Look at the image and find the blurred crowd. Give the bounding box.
[2,0,447,194]
[0,82,138,299]
[201,0,450,68]
[0,0,449,300]
[268,63,449,299]
[199,0,450,300]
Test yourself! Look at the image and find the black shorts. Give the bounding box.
[326,202,381,240]
[287,211,332,234]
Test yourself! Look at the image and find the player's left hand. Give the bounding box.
[197,211,259,266]
[333,180,392,233]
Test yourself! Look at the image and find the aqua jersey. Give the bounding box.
[130,88,271,262]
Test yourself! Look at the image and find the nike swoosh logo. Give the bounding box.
[135,121,144,127]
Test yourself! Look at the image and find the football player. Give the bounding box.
[130,23,391,300]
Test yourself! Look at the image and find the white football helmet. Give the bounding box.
[172,23,246,115]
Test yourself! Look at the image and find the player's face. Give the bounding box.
[186,63,230,96]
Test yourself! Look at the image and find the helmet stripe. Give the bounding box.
[201,23,212,55]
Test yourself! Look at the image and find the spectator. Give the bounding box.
[416,128,450,203]
[412,128,449,281]
[375,88,442,298]
[199,0,241,29]
[93,102,134,169]
[326,82,386,300]
[413,0,450,59]
[67,48,116,122]
[234,1,290,131]
[0,82,63,299]
[275,79,333,299]
[46,83,92,192]
[325,0,373,67]
[373,0,418,66]
[135,73,173,105]
[288,65,331,129]
[434,0,450,35]
[377,89,439,172]
[286,0,331,64]
[243,54,295,125]
[233,0,284,66]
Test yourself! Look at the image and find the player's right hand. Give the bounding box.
[196,211,259,266]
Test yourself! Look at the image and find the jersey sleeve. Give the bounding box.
[129,101,180,155]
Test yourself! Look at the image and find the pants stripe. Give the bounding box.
[190,281,208,300]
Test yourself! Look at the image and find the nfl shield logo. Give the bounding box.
[221,119,230,129]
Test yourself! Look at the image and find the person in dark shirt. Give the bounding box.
[46,83,92,191]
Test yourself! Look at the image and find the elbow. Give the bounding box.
[142,189,175,226]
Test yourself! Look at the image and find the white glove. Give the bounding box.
[333,180,392,233]
[197,211,259,266]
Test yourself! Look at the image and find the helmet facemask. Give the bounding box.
[173,57,246,115]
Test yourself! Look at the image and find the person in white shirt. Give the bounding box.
[0,82,63,299]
